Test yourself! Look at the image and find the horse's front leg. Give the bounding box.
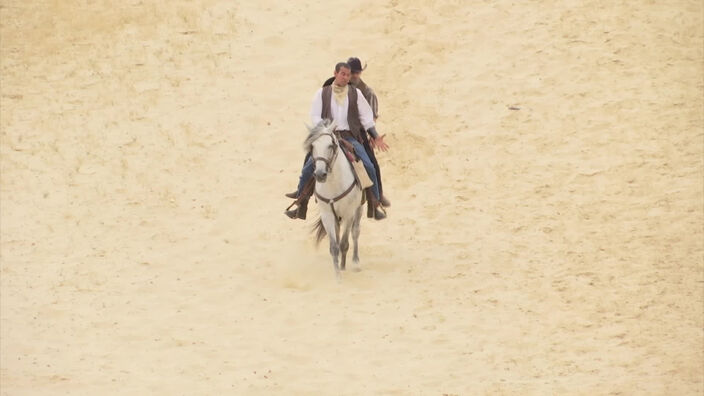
[351,206,362,272]
[328,238,340,280]
[339,223,351,271]
[321,214,341,280]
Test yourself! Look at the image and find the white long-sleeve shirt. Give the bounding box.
[310,87,376,131]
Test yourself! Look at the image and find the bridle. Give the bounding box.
[311,132,339,174]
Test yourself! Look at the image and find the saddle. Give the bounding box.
[337,138,373,191]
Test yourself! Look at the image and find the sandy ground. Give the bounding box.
[1,0,702,394]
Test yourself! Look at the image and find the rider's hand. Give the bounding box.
[371,135,389,152]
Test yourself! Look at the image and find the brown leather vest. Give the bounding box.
[321,85,363,142]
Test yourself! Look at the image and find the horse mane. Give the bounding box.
[303,119,335,152]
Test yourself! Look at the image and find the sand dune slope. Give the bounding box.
[1,1,702,394]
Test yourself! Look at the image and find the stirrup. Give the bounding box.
[284,204,307,220]
[373,205,387,220]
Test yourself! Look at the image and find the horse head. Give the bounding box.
[304,120,338,183]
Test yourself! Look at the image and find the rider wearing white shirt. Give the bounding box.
[285,61,389,220]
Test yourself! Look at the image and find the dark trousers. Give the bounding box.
[361,135,383,197]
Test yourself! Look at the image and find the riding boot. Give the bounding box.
[285,197,309,220]
[284,191,298,199]
[297,198,309,219]
[284,177,315,219]
[366,189,374,218]
[365,189,386,220]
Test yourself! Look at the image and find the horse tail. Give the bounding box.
[312,217,327,246]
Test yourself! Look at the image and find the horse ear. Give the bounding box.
[304,122,312,132]
[328,120,337,132]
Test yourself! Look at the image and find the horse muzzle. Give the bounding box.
[314,171,327,183]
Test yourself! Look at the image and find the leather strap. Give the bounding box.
[315,180,356,205]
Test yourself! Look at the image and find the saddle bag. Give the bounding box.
[351,160,374,190]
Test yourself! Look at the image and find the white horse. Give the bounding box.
[304,120,364,279]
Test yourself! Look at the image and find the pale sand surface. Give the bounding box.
[1,1,702,394]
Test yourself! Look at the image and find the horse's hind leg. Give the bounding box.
[339,222,351,271]
[351,206,362,271]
